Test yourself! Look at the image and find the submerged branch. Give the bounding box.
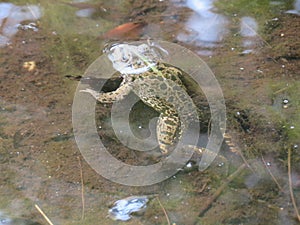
[288,147,300,222]
[198,163,247,217]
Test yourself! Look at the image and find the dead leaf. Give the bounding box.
[100,22,146,40]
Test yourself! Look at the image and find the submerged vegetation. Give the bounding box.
[0,0,299,224]
[39,3,105,76]
[215,0,295,18]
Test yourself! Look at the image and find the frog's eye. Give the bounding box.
[136,60,142,65]
[138,44,149,52]
[122,53,130,61]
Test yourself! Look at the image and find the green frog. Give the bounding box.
[80,43,200,154]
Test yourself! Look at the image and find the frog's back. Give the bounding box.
[131,63,197,121]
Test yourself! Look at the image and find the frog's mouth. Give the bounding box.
[118,62,157,75]
[105,42,164,75]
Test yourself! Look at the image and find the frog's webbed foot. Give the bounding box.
[80,88,113,103]
[81,82,132,103]
[183,145,228,174]
[80,88,100,100]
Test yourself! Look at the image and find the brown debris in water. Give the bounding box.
[100,21,146,40]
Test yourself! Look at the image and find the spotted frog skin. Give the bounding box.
[81,43,199,154]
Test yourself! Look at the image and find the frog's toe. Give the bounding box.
[80,88,100,99]
[160,147,169,155]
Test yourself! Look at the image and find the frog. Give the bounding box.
[80,42,201,154]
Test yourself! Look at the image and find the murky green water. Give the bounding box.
[0,0,299,224]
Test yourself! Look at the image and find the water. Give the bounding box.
[177,0,229,55]
[286,0,300,15]
[240,16,259,54]
[0,0,299,224]
[0,3,41,47]
[108,195,150,221]
[0,211,41,225]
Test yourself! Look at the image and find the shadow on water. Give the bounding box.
[0,0,299,224]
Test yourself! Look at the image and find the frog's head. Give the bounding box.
[105,43,162,75]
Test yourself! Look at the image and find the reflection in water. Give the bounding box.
[240,16,258,54]
[108,196,150,221]
[75,8,96,18]
[177,0,229,55]
[240,17,258,37]
[0,211,41,225]
[0,212,12,225]
[0,3,42,47]
[286,0,300,15]
[177,0,283,55]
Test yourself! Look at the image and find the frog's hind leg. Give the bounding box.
[157,110,180,154]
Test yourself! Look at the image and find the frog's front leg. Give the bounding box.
[157,109,180,154]
[80,82,132,103]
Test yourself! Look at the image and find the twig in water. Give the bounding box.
[224,133,254,174]
[198,163,246,217]
[239,18,272,49]
[26,4,39,20]
[35,204,54,225]
[78,156,85,220]
[288,147,300,222]
[156,196,171,225]
[261,154,284,193]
